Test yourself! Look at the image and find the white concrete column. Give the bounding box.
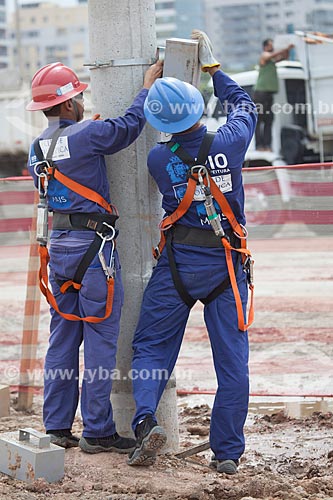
[88,0,179,452]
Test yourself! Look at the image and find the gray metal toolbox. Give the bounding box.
[0,427,65,483]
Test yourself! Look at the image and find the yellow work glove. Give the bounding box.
[191,29,220,72]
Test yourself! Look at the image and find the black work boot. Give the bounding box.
[79,433,136,454]
[127,415,167,466]
[46,429,80,448]
[216,459,238,474]
[209,454,239,475]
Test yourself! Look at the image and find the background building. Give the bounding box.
[205,0,333,71]
[155,0,206,47]
[309,0,333,32]
[0,0,8,69]
[7,1,89,81]
[5,0,333,79]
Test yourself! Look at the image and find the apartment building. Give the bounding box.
[8,1,89,81]
[8,0,333,78]
[205,0,333,71]
[0,0,7,68]
[7,0,206,81]
[155,0,206,46]
[309,0,333,31]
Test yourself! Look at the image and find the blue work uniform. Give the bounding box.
[28,88,148,437]
[131,71,257,461]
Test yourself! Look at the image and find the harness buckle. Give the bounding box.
[187,164,209,184]
[244,256,254,285]
[33,160,50,177]
[96,222,116,240]
[153,245,161,260]
[159,215,174,232]
[234,224,248,240]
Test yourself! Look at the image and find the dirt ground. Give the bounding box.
[0,396,332,500]
[0,234,332,499]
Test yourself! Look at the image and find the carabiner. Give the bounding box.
[98,225,116,280]
[37,172,48,196]
[34,160,51,177]
[96,222,116,241]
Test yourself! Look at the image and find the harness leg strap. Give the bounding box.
[201,252,241,305]
[165,229,242,308]
[38,245,115,323]
[165,229,196,309]
[58,233,102,293]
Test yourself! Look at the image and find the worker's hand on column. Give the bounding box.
[143,60,164,89]
[191,29,220,73]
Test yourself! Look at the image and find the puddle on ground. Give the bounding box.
[248,397,333,418]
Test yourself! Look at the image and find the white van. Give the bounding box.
[204,32,333,168]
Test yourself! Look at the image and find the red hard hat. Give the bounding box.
[26,62,88,111]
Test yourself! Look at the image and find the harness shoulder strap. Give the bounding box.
[165,131,215,168]
[34,128,115,215]
[33,127,66,163]
[197,132,215,166]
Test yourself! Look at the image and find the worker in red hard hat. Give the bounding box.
[26,60,163,453]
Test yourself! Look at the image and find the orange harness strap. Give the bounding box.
[34,124,117,323]
[39,245,115,323]
[218,235,254,331]
[38,166,118,323]
[42,167,118,215]
[153,171,254,332]
[207,173,254,330]
[153,176,198,258]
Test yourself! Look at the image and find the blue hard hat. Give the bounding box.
[144,77,205,134]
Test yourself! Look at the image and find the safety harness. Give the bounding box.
[153,132,254,332]
[33,127,119,323]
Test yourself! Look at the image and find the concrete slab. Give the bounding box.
[0,428,64,483]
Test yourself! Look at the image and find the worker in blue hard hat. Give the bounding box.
[128,30,257,474]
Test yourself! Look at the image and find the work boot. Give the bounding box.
[46,429,80,448]
[127,415,167,466]
[79,433,136,454]
[216,459,239,475]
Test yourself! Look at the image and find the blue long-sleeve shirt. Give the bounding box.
[147,70,257,232]
[28,88,148,214]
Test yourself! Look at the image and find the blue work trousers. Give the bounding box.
[44,232,123,437]
[131,247,249,461]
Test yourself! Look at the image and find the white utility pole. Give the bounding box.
[88,0,179,452]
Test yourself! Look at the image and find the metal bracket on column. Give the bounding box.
[84,57,156,70]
